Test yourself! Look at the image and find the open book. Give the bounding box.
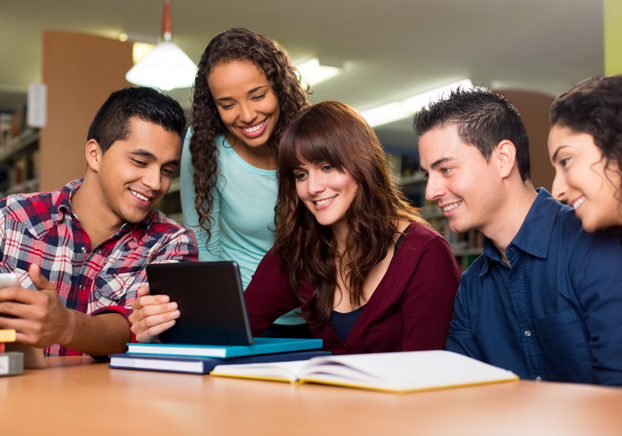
[211,350,519,393]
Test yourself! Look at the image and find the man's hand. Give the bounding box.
[128,285,180,343]
[0,264,74,348]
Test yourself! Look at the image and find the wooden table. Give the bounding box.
[2,357,621,435]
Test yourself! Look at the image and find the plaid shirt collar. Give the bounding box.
[28,178,152,244]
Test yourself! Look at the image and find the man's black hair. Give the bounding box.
[414,87,531,182]
[87,86,186,152]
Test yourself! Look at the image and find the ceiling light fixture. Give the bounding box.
[125,1,197,91]
[296,58,343,87]
[360,79,473,128]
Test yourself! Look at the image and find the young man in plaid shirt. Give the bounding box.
[0,87,197,357]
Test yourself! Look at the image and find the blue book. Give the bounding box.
[126,337,323,358]
[109,350,331,375]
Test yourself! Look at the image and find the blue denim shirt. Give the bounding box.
[447,189,622,385]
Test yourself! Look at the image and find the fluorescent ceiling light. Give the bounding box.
[360,79,473,128]
[296,58,343,86]
[125,1,197,91]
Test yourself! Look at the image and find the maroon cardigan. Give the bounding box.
[244,222,461,355]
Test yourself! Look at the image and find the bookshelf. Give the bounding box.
[0,109,40,198]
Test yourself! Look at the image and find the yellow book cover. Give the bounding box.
[0,329,17,343]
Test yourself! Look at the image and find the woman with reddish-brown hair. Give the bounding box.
[243,101,461,354]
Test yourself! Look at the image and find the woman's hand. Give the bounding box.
[128,285,180,343]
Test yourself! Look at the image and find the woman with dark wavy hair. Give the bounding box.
[180,28,310,334]
[242,101,461,354]
[549,75,622,232]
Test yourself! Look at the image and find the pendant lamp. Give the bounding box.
[126,1,197,91]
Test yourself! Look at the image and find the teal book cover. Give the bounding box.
[126,337,323,358]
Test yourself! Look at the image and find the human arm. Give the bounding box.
[0,264,130,356]
[399,233,461,351]
[127,223,198,343]
[569,230,622,386]
[445,279,486,360]
[180,133,220,261]
[244,249,301,336]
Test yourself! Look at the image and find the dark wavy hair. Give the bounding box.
[414,87,531,182]
[550,75,622,202]
[190,28,310,244]
[274,101,427,329]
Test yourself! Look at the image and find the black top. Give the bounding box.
[330,230,407,343]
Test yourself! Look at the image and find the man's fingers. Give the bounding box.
[28,264,55,292]
[0,287,44,305]
[131,294,171,311]
[135,320,176,343]
[137,285,150,297]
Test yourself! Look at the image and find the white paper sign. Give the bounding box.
[27,82,47,128]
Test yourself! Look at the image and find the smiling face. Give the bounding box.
[93,118,181,226]
[549,124,622,232]
[293,161,359,235]
[419,123,505,235]
[208,60,280,151]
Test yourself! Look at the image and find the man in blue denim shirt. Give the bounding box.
[414,88,622,385]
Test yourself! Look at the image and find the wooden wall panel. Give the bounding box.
[40,31,133,191]
[495,90,556,192]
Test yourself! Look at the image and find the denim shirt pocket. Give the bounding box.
[535,309,593,383]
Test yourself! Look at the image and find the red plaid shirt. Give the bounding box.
[0,179,198,356]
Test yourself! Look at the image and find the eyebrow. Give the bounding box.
[420,157,458,172]
[130,149,180,167]
[551,145,569,164]
[215,85,269,102]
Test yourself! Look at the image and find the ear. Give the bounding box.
[85,139,103,173]
[495,139,517,179]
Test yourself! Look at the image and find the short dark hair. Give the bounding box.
[87,86,186,153]
[550,75,622,179]
[414,87,531,182]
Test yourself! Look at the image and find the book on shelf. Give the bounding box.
[126,337,323,359]
[110,349,331,374]
[211,350,519,394]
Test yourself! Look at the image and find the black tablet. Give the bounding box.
[146,261,253,346]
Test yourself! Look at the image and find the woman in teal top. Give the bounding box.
[180,28,310,335]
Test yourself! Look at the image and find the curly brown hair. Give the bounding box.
[274,101,428,329]
[550,75,622,208]
[189,28,310,244]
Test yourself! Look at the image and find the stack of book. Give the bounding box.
[0,329,24,377]
[110,337,329,375]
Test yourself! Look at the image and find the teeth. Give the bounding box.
[131,190,149,202]
[243,120,265,133]
[315,195,337,206]
[572,196,585,209]
[442,201,461,212]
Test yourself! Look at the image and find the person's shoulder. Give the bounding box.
[146,209,195,239]
[1,189,60,223]
[571,226,622,260]
[404,220,451,247]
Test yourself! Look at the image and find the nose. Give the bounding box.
[425,173,445,203]
[142,166,162,193]
[551,172,567,202]
[307,171,325,196]
[238,101,257,124]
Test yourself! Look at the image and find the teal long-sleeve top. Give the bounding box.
[180,132,302,326]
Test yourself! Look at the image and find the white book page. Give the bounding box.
[211,360,311,382]
[299,351,517,391]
